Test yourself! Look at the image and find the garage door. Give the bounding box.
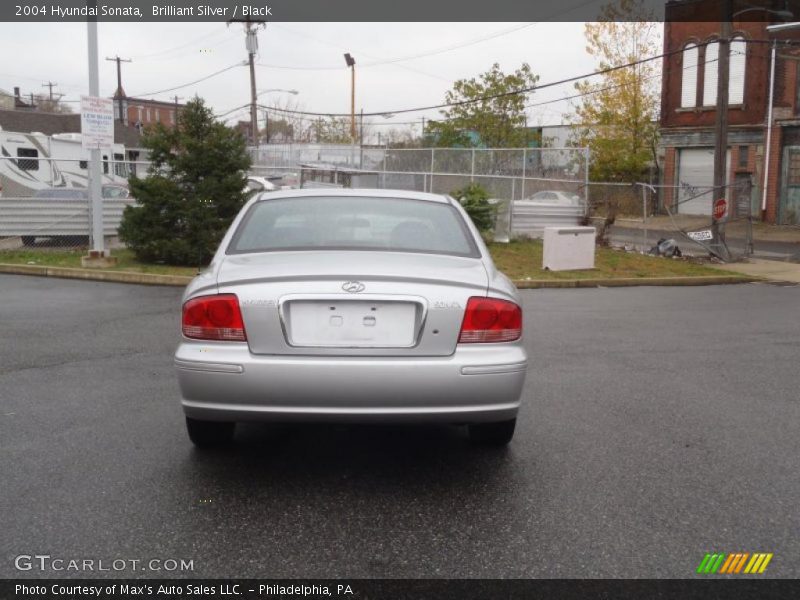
[676,148,730,216]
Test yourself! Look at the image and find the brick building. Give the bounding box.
[112,86,184,131]
[660,0,800,224]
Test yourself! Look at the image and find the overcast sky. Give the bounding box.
[0,21,662,133]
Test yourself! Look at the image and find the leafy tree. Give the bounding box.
[569,0,660,182]
[451,183,495,232]
[428,63,539,148]
[308,116,354,143]
[119,98,251,266]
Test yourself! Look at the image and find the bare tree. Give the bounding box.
[34,94,74,113]
[260,96,307,142]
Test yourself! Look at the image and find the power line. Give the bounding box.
[260,0,599,72]
[130,26,229,60]
[252,45,682,119]
[266,22,536,73]
[253,37,753,121]
[249,40,736,130]
[355,23,538,66]
[215,102,251,119]
[268,24,454,83]
[232,38,758,130]
[129,62,244,98]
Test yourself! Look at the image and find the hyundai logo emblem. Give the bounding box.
[342,281,366,293]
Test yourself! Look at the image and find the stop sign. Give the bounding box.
[713,198,727,220]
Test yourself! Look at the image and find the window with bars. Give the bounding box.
[17,148,38,171]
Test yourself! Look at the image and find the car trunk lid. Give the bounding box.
[216,251,488,356]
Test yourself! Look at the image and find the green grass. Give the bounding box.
[487,239,730,280]
[0,248,197,277]
[0,240,733,281]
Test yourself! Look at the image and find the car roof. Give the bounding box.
[253,187,452,204]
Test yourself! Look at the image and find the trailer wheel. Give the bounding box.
[21,236,36,247]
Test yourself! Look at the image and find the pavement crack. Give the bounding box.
[0,348,162,376]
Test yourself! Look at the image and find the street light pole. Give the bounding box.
[344,53,356,141]
[86,10,104,255]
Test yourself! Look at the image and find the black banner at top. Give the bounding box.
[3,0,800,22]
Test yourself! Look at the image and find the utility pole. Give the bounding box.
[247,22,259,145]
[421,116,426,147]
[229,17,265,146]
[711,0,732,258]
[105,55,131,124]
[172,95,183,125]
[42,81,58,101]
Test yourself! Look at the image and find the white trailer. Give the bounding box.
[0,129,130,197]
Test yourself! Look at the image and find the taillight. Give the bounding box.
[458,297,522,343]
[182,294,247,342]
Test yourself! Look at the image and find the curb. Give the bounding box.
[512,275,759,289]
[0,263,193,287]
[0,263,758,289]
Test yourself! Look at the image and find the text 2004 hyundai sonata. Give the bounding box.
[175,189,528,447]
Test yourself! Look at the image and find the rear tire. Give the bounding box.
[468,418,516,446]
[186,417,235,447]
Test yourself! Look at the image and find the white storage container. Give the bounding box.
[542,226,596,271]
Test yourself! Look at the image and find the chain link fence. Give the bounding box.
[0,156,141,252]
[252,145,591,240]
[2,144,593,254]
[585,179,755,261]
[650,180,754,261]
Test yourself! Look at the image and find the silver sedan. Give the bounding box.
[175,189,528,447]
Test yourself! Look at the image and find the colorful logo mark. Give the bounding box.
[697,553,773,575]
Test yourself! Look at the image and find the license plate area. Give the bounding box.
[283,298,422,348]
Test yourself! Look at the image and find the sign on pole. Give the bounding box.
[687,230,714,242]
[713,198,728,221]
[80,96,114,150]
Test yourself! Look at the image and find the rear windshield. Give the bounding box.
[227,196,480,258]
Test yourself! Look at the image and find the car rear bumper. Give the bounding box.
[174,341,527,423]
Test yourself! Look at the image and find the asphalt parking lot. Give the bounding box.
[1,274,798,579]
